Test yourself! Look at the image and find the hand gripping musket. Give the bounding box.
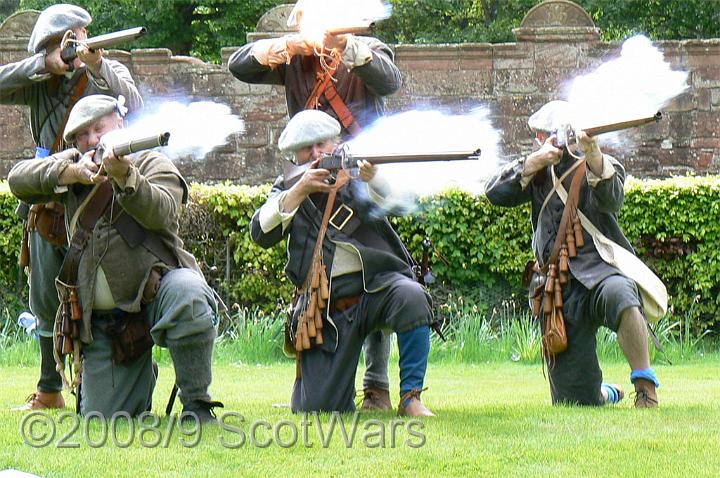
[61,27,147,71]
[291,144,481,355]
[54,132,170,390]
[91,132,170,180]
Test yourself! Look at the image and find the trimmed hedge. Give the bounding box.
[1,177,719,331]
[0,182,24,304]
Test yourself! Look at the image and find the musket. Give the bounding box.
[294,21,376,36]
[325,23,376,35]
[61,27,147,70]
[91,132,170,180]
[284,144,482,187]
[555,112,662,149]
[98,132,170,158]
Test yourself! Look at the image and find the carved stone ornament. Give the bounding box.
[0,10,40,41]
[513,0,600,43]
[247,4,296,42]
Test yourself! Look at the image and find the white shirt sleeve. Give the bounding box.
[586,155,616,187]
[258,190,299,233]
[367,174,392,207]
[341,35,373,70]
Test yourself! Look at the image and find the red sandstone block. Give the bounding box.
[236,123,269,148]
[692,111,720,138]
[495,95,539,118]
[396,58,458,71]
[691,67,720,88]
[690,138,720,149]
[531,68,577,95]
[665,112,695,139]
[697,150,715,169]
[458,55,493,71]
[534,43,593,69]
[666,91,697,112]
[132,63,171,76]
[494,70,537,95]
[685,44,720,67]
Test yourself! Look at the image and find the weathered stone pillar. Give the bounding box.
[0,11,40,172]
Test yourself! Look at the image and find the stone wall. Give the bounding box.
[1,0,719,183]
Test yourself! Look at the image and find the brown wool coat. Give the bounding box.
[8,150,200,343]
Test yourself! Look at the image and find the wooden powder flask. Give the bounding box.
[558,245,569,285]
[69,288,82,321]
[60,303,73,355]
[545,265,556,293]
[57,287,83,357]
[572,210,585,248]
[295,257,330,351]
[543,265,555,315]
[554,280,563,308]
[565,222,576,257]
[533,296,543,316]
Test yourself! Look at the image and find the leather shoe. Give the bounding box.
[633,378,658,408]
[397,389,435,417]
[181,399,224,424]
[361,387,392,411]
[13,391,65,411]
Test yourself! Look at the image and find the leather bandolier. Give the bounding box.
[54,180,179,389]
[20,74,89,267]
[529,159,588,359]
[305,55,362,136]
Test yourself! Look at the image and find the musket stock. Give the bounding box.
[556,112,662,148]
[583,112,663,137]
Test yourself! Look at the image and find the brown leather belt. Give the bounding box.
[330,295,359,313]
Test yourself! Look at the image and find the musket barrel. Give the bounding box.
[112,132,170,157]
[85,27,147,50]
[584,112,662,137]
[285,148,481,188]
[351,150,481,165]
[325,23,375,35]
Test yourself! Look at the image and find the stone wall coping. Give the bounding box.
[0,10,40,38]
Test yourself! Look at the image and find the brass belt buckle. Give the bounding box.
[329,204,354,231]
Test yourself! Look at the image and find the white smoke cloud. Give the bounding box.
[292,0,392,35]
[564,34,688,131]
[346,107,502,210]
[104,100,244,161]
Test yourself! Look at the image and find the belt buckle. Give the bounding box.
[329,204,354,231]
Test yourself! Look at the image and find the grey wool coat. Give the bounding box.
[484,153,634,291]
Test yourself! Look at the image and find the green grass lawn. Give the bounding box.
[1,357,719,477]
